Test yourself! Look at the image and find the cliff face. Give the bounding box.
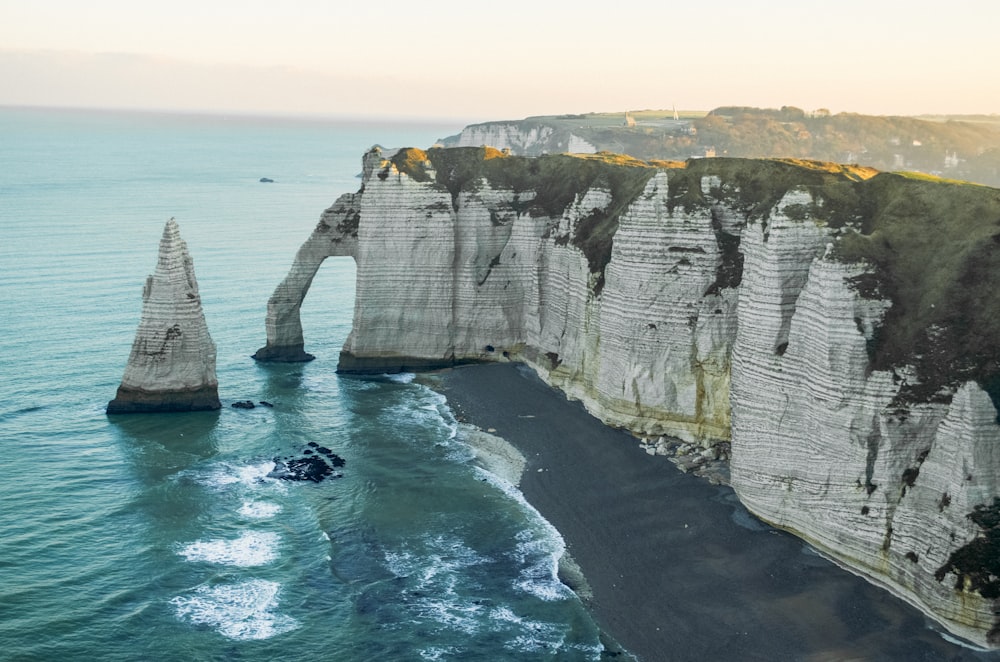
[442,120,597,155]
[259,147,1000,647]
[108,218,220,413]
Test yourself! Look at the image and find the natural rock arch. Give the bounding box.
[253,191,360,362]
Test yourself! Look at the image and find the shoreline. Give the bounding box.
[428,362,990,661]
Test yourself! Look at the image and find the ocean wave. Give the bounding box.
[170,579,299,641]
[381,535,496,636]
[411,595,486,635]
[491,606,567,653]
[186,460,279,490]
[473,469,573,602]
[385,372,416,384]
[384,534,492,591]
[418,646,461,661]
[177,530,280,567]
[238,500,282,520]
[383,387,460,444]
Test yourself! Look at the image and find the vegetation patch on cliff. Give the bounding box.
[389,147,658,284]
[835,174,1000,406]
[440,107,1000,188]
[935,498,1000,598]
[665,157,876,224]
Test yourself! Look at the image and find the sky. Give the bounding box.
[1,0,998,122]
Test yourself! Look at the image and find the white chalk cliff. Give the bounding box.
[258,147,1000,647]
[108,218,220,413]
[442,121,596,155]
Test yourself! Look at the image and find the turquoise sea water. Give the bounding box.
[0,108,603,660]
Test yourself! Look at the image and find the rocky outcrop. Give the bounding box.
[108,219,220,413]
[252,192,361,361]
[261,147,1000,647]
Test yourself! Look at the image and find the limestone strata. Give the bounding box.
[108,219,219,413]
[263,149,1000,647]
[731,248,1000,645]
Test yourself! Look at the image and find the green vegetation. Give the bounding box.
[664,157,876,224]
[385,147,657,289]
[835,174,1000,405]
[936,498,1000,599]
[440,107,1000,187]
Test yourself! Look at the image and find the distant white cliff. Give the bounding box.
[108,218,220,413]
[442,120,596,155]
[257,147,1000,648]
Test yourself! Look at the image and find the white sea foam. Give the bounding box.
[490,606,569,653]
[238,501,282,520]
[937,630,991,651]
[383,535,494,635]
[418,646,460,661]
[412,595,485,635]
[178,530,280,567]
[191,460,278,490]
[384,534,491,591]
[474,469,573,602]
[386,387,460,447]
[386,372,416,384]
[170,579,299,641]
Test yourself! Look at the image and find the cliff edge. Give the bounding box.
[260,147,1000,647]
[108,218,220,413]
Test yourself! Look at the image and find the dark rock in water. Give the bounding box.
[231,400,256,409]
[267,442,346,483]
[259,177,274,183]
[107,386,221,414]
[315,446,345,466]
[259,400,274,407]
[252,343,315,362]
[269,455,342,483]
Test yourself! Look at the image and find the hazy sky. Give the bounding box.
[2,0,997,121]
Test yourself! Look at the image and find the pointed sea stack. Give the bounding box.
[107,219,221,414]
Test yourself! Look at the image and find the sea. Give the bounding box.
[0,107,605,661]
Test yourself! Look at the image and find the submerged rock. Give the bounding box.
[269,443,345,482]
[107,218,220,414]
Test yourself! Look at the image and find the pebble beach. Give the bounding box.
[435,362,991,661]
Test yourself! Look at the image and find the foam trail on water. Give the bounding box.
[188,460,279,489]
[177,530,280,567]
[472,466,574,602]
[170,579,299,640]
[238,501,282,520]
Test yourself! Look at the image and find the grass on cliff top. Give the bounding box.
[388,147,1000,405]
[388,147,659,279]
[665,157,878,224]
[835,172,1000,403]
